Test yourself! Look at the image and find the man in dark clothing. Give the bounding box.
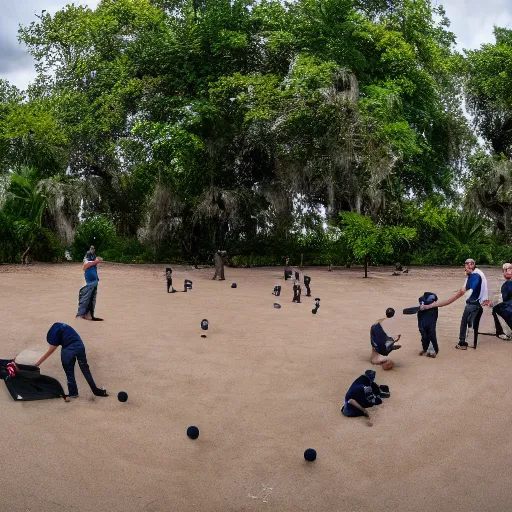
[417,292,439,357]
[341,370,390,419]
[489,263,512,339]
[33,323,108,399]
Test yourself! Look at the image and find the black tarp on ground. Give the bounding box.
[0,359,66,401]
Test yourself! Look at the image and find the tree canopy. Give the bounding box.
[0,0,509,266]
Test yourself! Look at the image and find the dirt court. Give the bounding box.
[1,262,512,512]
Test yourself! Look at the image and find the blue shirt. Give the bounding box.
[84,264,99,284]
[502,280,512,303]
[465,273,482,303]
[47,323,83,349]
[84,253,99,284]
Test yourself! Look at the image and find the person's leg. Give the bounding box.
[87,285,97,317]
[472,306,484,348]
[419,327,429,353]
[220,264,225,280]
[458,305,471,347]
[61,348,78,397]
[430,326,439,354]
[492,306,505,336]
[76,345,108,396]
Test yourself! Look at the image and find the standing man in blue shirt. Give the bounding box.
[421,258,488,350]
[76,245,104,321]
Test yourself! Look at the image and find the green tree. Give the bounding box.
[340,211,416,277]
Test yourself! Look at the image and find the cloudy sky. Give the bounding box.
[1,0,512,90]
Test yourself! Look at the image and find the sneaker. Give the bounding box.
[426,353,437,358]
[455,343,468,350]
[498,334,511,340]
[68,394,79,399]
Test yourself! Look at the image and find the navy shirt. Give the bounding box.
[502,280,512,303]
[344,373,380,415]
[47,323,83,349]
[465,272,482,303]
[370,322,394,356]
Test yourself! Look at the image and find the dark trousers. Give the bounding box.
[459,303,483,346]
[419,324,438,353]
[492,303,512,335]
[61,342,99,396]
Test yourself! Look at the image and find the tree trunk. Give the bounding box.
[22,245,32,265]
[364,256,369,278]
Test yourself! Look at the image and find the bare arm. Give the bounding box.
[33,346,58,367]
[423,288,465,310]
[83,258,102,271]
[348,399,370,417]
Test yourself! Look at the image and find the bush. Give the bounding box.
[72,215,116,260]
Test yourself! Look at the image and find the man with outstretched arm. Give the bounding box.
[421,258,488,350]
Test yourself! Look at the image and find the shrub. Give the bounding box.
[72,215,116,260]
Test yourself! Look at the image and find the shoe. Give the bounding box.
[455,344,468,350]
[68,394,79,399]
[426,353,437,358]
[498,334,511,340]
[93,388,108,397]
[92,317,104,321]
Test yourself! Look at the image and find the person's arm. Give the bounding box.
[83,257,103,271]
[348,399,370,418]
[422,288,465,310]
[33,345,58,367]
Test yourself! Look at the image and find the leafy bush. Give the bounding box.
[72,215,116,260]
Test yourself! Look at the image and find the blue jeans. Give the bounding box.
[61,342,98,396]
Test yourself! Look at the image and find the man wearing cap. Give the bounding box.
[421,258,488,350]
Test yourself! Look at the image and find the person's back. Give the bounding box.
[47,322,82,349]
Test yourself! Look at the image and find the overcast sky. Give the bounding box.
[1,0,512,90]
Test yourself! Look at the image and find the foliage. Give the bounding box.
[72,215,117,259]
[0,0,510,265]
[339,212,416,273]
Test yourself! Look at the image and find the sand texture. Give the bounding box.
[1,263,512,512]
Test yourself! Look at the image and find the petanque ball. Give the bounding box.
[187,426,200,439]
[304,448,316,462]
[201,319,209,330]
[273,303,281,309]
[231,283,237,288]
[117,391,128,403]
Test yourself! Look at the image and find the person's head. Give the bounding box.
[89,245,95,254]
[47,322,66,345]
[503,263,512,280]
[385,307,395,318]
[464,258,476,274]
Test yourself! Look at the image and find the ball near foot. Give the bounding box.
[117,391,128,402]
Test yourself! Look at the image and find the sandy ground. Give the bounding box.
[1,262,512,512]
